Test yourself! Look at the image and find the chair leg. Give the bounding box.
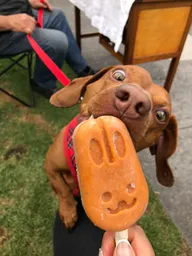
[164,56,181,93]
[27,52,35,107]
[0,52,35,107]
[0,54,26,76]
[75,7,82,50]
[10,56,28,69]
[0,87,34,107]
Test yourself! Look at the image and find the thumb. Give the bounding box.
[114,241,135,256]
[38,2,47,8]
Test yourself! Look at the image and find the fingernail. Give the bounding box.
[116,241,131,256]
[98,248,104,256]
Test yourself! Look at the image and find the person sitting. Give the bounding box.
[0,0,95,99]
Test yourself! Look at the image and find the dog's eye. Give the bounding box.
[112,70,126,81]
[156,110,167,122]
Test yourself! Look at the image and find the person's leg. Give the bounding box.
[36,7,94,76]
[0,27,68,92]
[53,198,104,256]
[32,27,68,90]
[0,32,31,57]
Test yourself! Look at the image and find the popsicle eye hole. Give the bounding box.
[102,192,112,202]
[89,138,103,165]
[113,131,126,157]
[127,183,136,193]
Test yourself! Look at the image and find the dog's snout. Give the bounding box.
[115,88,130,102]
[114,84,151,118]
[135,101,151,116]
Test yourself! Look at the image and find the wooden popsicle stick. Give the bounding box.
[115,229,129,248]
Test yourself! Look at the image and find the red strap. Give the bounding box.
[27,34,71,86]
[37,8,43,28]
[27,0,71,86]
[37,0,44,28]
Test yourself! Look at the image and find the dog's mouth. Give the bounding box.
[78,115,91,123]
[78,113,147,146]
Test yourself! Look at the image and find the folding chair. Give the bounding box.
[0,51,35,107]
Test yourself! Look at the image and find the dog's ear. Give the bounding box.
[50,66,114,108]
[149,115,178,187]
[50,75,92,107]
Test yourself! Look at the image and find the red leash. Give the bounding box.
[27,0,71,86]
[36,2,44,28]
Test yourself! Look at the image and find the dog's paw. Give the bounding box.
[59,200,78,229]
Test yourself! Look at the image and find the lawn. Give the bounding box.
[0,58,191,256]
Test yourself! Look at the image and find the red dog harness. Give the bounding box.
[63,115,81,197]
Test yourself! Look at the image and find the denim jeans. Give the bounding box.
[0,8,87,89]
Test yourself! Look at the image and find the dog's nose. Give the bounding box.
[114,84,151,118]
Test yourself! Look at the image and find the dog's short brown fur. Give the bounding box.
[44,65,178,229]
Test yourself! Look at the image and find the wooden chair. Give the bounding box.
[75,0,192,92]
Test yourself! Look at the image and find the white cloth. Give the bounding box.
[70,0,135,52]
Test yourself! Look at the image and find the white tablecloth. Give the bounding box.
[70,0,135,52]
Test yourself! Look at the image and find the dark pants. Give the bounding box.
[53,198,104,256]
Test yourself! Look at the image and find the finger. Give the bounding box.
[114,241,135,256]
[29,16,36,24]
[37,2,48,9]
[25,27,33,34]
[25,23,35,34]
[100,232,115,256]
[44,0,52,11]
[21,14,36,23]
[128,226,155,256]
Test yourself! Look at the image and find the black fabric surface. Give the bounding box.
[53,198,104,256]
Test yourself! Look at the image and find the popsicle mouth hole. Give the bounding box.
[107,198,136,214]
[102,192,112,202]
[127,183,136,193]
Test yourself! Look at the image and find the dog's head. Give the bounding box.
[50,65,178,187]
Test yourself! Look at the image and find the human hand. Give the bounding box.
[29,0,52,11]
[99,225,155,256]
[8,14,36,34]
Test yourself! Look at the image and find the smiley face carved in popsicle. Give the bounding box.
[90,130,137,214]
[73,116,149,232]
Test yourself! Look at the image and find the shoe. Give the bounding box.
[77,66,96,78]
[31,80,57,99]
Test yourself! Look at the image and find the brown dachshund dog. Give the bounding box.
[44,65,178,229]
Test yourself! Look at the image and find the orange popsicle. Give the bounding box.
[73,116,149,232]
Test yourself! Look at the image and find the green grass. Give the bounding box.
[0,58,191,256]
